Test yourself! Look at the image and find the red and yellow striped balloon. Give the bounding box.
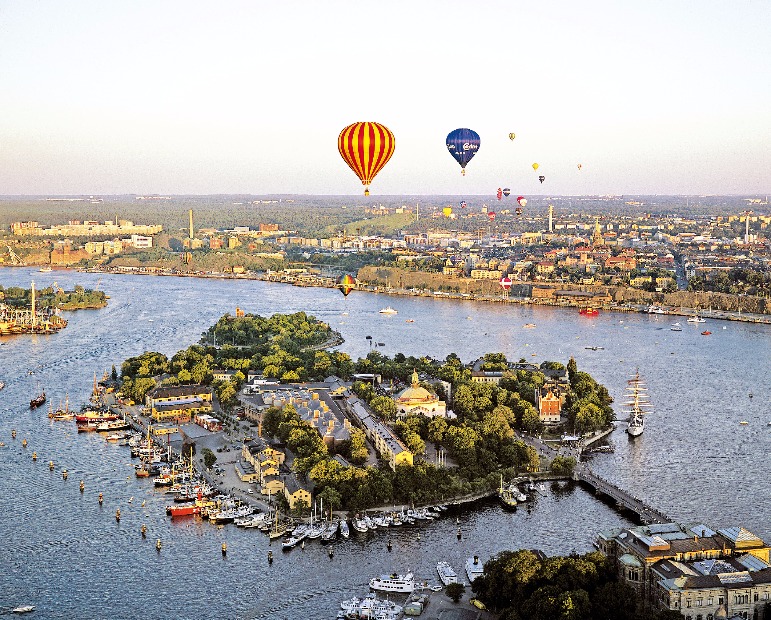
[338,122,395,195]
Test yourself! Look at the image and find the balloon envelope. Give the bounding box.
[337,274,357,297]
[515,207,523,215]
[538,175,545,183]
[488,211,496,221]
[499,277,512,290]
[508,133,516,141]
[517,196,527,207]
[577,164,583,170]
[532,163,539,171]
[338,122,395,195]
[446,128,480,173]
[502,188,511,197]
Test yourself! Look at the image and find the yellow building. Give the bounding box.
[283,478,312,511]
[394,370,447,418]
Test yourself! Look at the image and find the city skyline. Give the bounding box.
[0,1,769,196]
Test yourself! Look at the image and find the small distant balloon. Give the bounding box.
[577,163,583,171]
[517,196,527,207]
[442,207,452,217]
[499,277,512,291]
[460,200,467,209]
[488,211,496,221]
[532,163,539,171]
[538,175,545,184]
[515,207,523,216]
[502,188,511,197]
[337,274,356,297]
[446,128,480,175]
[496,188,502,201]
[508,133,516,141]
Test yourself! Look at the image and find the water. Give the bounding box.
[1,267,769,619]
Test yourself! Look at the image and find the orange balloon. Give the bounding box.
[338,122,395,195]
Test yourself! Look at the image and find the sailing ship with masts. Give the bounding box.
[624,369,652,438]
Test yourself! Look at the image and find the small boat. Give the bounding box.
[497,476,518,510]
[465,556,484,584]
[339,519,350,539]
[670,325,682,332]
[379,306,398,315]
[437,561,458,585]
[39,266,52,273]
[523,323,536,328]
[405,319,414,323]
[30,391,47,409]
[740,421,749,425]
[701,330,711,336]
[647,305,666,314]
[687,316,706,323]
[12,606,35,614]
[579,308,599,316]
[0,381,5,391]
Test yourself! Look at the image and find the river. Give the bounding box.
[1,267,769,619]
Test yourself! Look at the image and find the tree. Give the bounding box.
[551,455,576,476]
[201,448,217,470]
[370,395,398,420]
[347,428,369,465]
[111,364,118,381]
[446,582,465,603]
[567,356,578,383]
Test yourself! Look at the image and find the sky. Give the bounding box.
[0,0,769,197]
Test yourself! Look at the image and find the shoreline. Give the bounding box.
[2,263,768,324]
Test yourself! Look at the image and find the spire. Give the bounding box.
[411,369,419,388]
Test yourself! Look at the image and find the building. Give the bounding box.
[146,384,214,423]
[393,370,447,418]
[283,477,312,511]
[598,522,771,620]
[347,397,413,470]
[535,388,561,423]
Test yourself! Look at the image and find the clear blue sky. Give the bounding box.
[0,0,769,196]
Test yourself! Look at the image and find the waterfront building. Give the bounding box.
[535,388,561,424]
[283,478,312,511]
[393,370,447,418]
[146,384,214,423]
[598,523,771,619]
[146,385,213,408]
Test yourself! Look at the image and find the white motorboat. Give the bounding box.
[516,490,528,502]
[369,571,415,593]
[379,306,398,315]
[351,516,368,533]
[686,315,706,323]
[466,556,484,584]
[437,561,458,585]
[339,519,350,539]
[12,606,35,614]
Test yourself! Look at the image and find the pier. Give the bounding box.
[574,466,671,525]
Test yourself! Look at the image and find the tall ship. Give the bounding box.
[497,475,518,510]
[624,369,652,438]
[30,390,46,409]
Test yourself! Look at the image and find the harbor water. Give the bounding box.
[1,268,769,619]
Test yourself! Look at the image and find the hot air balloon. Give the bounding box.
[538,175,545,184]
[338,122,395,196]
[496,188,502,201]
[460,200,467,209]
[488,211,496,221]
[517,196,527,207]
[446,128,480,175]
[508,133,516,141]
[443,207,453,217]
[532,163,539,171]
[515,207,523,216]
[577,164,583,171]
[337,274,356,297]
[499,276,512,291]
[502,188,511,197]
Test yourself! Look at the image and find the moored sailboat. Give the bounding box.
[624,369,652,438]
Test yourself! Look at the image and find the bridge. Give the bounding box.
[574,465,671,525]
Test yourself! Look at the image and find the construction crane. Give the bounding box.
[6,245,25,265]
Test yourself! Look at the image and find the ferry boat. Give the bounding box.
[75,410,118,424]
[579,307,599,316]
[687,315,706,323]
[465,556,484,584]
[647,305,666,314]
[369,571,415,593]
[436,561,458,585]
[379,306,398,315]
[624,369,652,438]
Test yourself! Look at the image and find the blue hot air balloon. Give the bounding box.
[446,128,480,176]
